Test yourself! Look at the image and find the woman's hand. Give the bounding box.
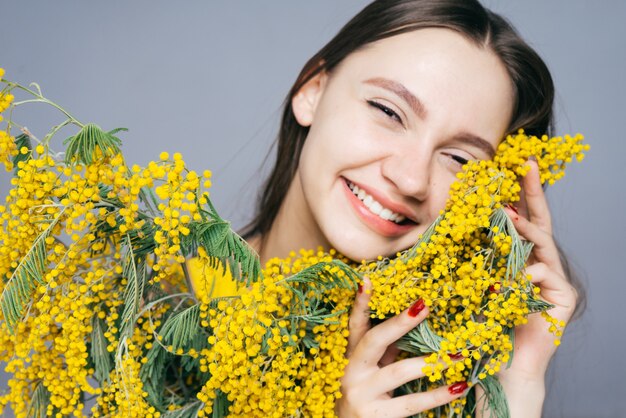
[489,159,578,417]
[336,277,468,418]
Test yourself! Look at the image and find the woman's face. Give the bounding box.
[286,28,514,261]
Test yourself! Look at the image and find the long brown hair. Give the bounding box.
[242,0,585,315]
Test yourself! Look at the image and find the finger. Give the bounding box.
[351,299,428,365]
[347,276,372,357]
[383,381,469,418]
[504,209,562,273]
[525,262,577,317]
[379,343,401,368]
[372,356,458,395]
[520,158,552,233]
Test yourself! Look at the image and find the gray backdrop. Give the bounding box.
[1,1,624,417]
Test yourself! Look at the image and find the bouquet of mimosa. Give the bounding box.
[0,68,587,418]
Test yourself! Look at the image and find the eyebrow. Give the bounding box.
[363,76,496,157]
[364,77,427,119]
[452,133,496,158]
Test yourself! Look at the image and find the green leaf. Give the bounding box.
[26,381,50,418]
[12,133,32,174]
[0,208,64,333]
[279,260,359,326]
[161,401,203,418]
[477,375,510,418]
[90,316,113,384]
[160,304,201,350]
[140,342,171,409]
[119,235,147,339]
[284,260,359,295]
[493,207,534,280]
[526,293,555,313]
[396,321,443,355]
[212,389,230,418]
[63,123,122,165]
[107,127,128,136]
[182,218,262,287]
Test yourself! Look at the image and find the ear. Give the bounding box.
[291,70,328,127]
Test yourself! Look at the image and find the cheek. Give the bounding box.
[300,117,388,178]
[428,176,456,217]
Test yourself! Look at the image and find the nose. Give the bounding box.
[381,146,432,201]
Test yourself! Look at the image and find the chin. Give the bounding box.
[323,226,411,262]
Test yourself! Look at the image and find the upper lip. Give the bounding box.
[344,177,419,223]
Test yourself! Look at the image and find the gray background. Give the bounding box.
[1,1,624,417]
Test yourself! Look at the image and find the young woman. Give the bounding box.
[236,0,579,416]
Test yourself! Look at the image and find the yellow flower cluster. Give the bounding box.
[93,353,160,418]
[0,133,205,415]
[195,249,353,418]
[0,69,17,170]
[151,152,210,283]
[0,68,588,418]
[362,130,588,412]
[0,147,134,416]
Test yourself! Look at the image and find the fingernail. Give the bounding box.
[408,299,425,317]
[505,203,519,215]
[528,155,537,162]
[449,352,464,360]
[448,381,468,395]
[488,282,501,293]
[357,284,363,294]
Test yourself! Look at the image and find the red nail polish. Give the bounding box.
[448,381,468,395]
[408,299,425,317]
[488,282,501,293]
[357,284,363,294]
[505,203,519,215]
[449,352,464,360]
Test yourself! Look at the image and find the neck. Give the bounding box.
[248,173,330,265]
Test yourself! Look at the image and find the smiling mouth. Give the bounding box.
[346,180,414,225]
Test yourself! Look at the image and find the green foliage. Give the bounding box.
[161,401,203,418]
[160,304,202,350]
[90,316,114,385]
[119,235,148,339]
[63,123,123,165]
[282,260,359,325]
[212,390,230,418]
[12,133,32,174]
[0,209,64,333]
[396,321,444,355]
[26,381,50,418]
[284,260,359,296]
[489,208,534,281]
[477,375,510,418]
[526,294,555,313]
[181,213,261,287]
[141,342,173,409]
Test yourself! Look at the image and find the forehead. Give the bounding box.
[332,28,514,145]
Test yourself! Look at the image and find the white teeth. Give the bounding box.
[379,208,392,220]
[347,181,407,224]
[369,201,383,215]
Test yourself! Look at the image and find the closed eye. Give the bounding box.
[367,100,403,125]
[451,155,469,165]
[442,152,471,170]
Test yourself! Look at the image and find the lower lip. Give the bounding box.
[342,178,415,237]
